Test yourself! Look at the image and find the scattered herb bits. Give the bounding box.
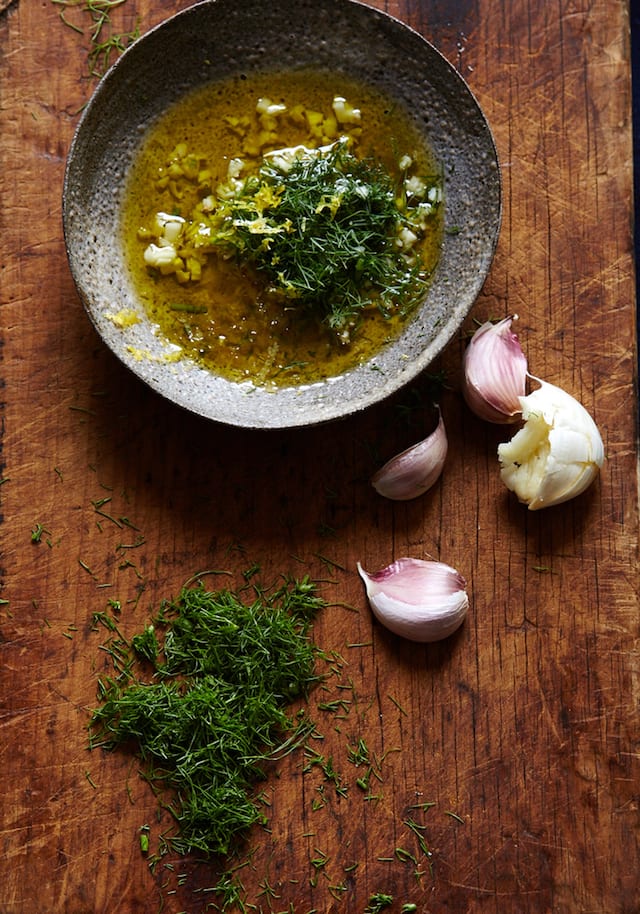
[52,0,140,78]
[89,575,325,857]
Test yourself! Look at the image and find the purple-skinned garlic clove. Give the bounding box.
[371,407,448,501]
[357,557,469,642]
[462,315,528,423]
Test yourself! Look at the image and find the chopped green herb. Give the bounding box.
[221,142,425,333]
[317,698,351,714]
[119,516,140,531]
[313,553,346,572]
[116,535,146,551]
[395,847,418,865]
[144,139,441,342]
[310,849,329,869]
[404,817,434,867]
[408,800,437,813]
[84,770,97,789]
[347,737,370,767]
[30,523,50,544]
[131,625,158,663]
[387,694,408,716]
[92,496,123,528]
[139,825,150,854]
[328,882,347,899]
[89,575,325,857]
[257,876,280,900]
[303,749,347,796]
[365,893,394,913]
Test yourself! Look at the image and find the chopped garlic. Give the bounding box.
[396,226,419,250]
[154,212,185,243]
[256,97,287,116]
[405,175,427,198]
[332,96,362,125]
[144,242,177,268]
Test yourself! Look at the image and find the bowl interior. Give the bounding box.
[63,0,501,429]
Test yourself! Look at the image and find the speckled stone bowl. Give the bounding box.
[63,0,501,429]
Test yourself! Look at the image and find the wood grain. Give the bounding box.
[0,1,638,912]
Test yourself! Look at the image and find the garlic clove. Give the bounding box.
[462,315,528,423]
[497,379,605,510]
[371,408,448,500]
[357,557,469,642]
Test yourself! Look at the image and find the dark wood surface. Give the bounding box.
[1,1,638,912]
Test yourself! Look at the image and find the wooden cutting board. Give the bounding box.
[1,1,638,912]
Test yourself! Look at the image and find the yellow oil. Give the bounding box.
[120,68,442,387]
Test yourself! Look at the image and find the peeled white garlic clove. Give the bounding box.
[371,408,448,500]
[497,378,605,510]
[462,315,528,423]
[357,557,469,642]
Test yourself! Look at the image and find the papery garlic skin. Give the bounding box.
[462,315,528,423]
[497,379,604,510]
[371,409,448,500]
[357,557,469,642]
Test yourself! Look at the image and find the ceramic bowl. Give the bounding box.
[63,0,501,429]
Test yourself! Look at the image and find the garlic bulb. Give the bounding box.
[357,557,469,642]
[371,408,448,500]
[462,315,528,423]
[498,379,604,510]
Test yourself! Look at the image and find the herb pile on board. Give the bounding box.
[89,574,325,857]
